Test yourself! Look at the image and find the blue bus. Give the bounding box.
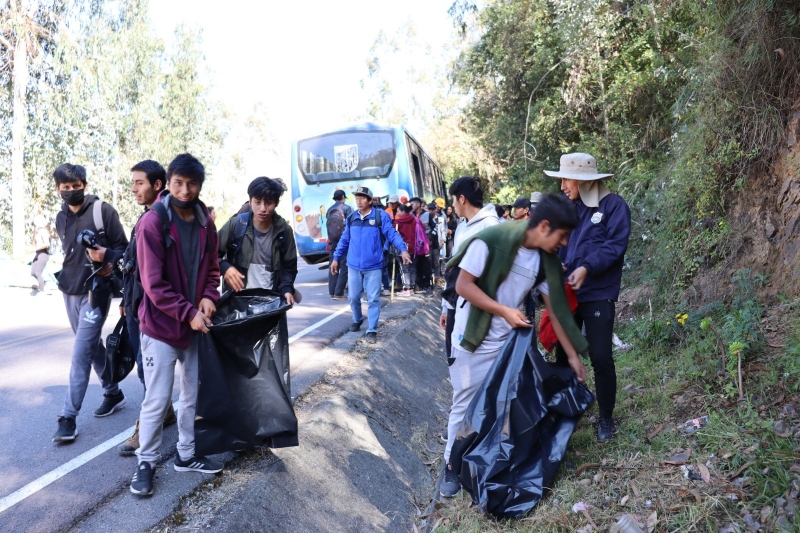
[290,123,446,264]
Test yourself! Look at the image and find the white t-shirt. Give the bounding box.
[451,240,549,354]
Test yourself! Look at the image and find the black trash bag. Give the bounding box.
[195,288,298,455]
[449,327,595,518]
[101,316,136,384]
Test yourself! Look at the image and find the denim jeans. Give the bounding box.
[347,267,382,333]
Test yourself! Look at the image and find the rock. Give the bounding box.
[766,221,777,239]
[579,478,592,487]
[775,420,791,437]
[775,516,793,531]
[760,506,773,523]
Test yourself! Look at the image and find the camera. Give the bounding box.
[77,229,98,250]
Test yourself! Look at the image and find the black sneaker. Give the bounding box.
[597,417,617,443]
[365,332,377,343]
[93,391,126,417]
[52,416,77,443]
[440,427,448,443]
[348,320,363,332]
[174,455,223,474]
[440,463,461,498]
[130,462,154,496]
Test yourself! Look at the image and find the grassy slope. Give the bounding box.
[429,300,800,532]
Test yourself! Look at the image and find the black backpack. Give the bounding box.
[226,212,291,267]
[121,202,173,318]
[326,205,346,244]
[427,214,440,249]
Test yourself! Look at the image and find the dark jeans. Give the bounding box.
[555,299,616,419]
[328,249,348,297]
[445,307,456,366]
[416,254,432,290]
[127,314,145,389]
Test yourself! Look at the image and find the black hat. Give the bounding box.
[332,190,346,200]
[427,202,437,210]
[512,197,531,209]
[354,186,373,199]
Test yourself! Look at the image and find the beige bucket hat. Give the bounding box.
[543,153,613,181]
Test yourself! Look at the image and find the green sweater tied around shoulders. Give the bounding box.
[445,220,589,356]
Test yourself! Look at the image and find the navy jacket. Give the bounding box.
[560,193,630,303]
[333,208,407,271]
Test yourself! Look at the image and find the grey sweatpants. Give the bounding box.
[136,333,199,467]
[62,293,119,419]
[444,346,499,463]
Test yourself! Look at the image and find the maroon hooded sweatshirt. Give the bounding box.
[136,192,220,349]
[395,213,418,255]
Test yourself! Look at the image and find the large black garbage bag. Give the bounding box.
[195,288,299,455]
[449,327,594,518]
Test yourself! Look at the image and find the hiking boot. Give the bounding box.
[348,320,363,332]
[365,332,377,343]
[174,455,223,474]
[331,294,346,300]
[130,462,154,496]
[440,463,461,498]
[597,417,617,443]
[118,419,140,456]
[52,416,77,443]
[93,391,126,418]
[163,404,177,427]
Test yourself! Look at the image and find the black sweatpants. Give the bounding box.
[328,249,348,297]
[416,254,432,289]
[555,299,616,419]
[445,307,456,366]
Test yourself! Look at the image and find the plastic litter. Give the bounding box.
[449,327,594,518]
[678,415,709,434]
[611,514,646,533]
[195,288,298,455]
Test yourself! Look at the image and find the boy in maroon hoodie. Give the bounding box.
[394,203,419,296]
[130,154,221,497]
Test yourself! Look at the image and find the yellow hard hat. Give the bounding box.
[435,197,445,209]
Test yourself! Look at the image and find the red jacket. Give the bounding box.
[539,283,579,352]
[395,214,417,254]
[136,193,220,349]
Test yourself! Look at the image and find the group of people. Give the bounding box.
[48,154,299,498]
[437,153,631,498]
[325,187,460,342]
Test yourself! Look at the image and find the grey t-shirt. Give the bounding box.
[173,211,200,305]
[246,225,275,290]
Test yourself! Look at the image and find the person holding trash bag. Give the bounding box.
[545,152,631,443]
[52,164,129,444]
[331,186,411,343]
[117,160,178,456]
[440,193,589,498]
[218,177,299,303]
[130,153,221,497]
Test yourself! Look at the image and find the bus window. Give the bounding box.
[297,130,396,184]
[406,135,424,196]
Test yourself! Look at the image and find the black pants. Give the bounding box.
[555,299,616,419]
[328,249,348,297]
[445,307,456,366]
[416,254,432,289]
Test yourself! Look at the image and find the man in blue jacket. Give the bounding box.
[331,187,411,343]
[545,153,631,443]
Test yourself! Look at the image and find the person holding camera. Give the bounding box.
[52,164,129,443]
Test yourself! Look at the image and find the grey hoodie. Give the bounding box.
[442,203,501,313]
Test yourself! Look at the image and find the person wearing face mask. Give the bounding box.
[52,163,129,444]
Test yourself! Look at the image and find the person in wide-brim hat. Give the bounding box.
[544,152,631,444]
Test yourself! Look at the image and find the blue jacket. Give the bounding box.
[560,193,630,303]
[333,208,407,271]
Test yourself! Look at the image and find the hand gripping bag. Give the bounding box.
[449,327,594,518]
[195,288,298,455]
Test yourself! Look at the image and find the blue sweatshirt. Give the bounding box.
[333,208,407,271]
[560,193,631,303]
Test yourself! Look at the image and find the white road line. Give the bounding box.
[0,304,352,515]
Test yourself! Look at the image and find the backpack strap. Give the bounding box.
[227,212,250,261]
[150,202,173,248]
[534,248,546,288]
[93,200,107,245]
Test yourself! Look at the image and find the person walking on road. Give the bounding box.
[440,193,588,498]
[130,153,222,497]
[52,164,129,443]
[331,187,411,343]
[30,215,51,295]
[325,190,352,299]
[545,152,631,443]
[218,177,299,303]
[117,160,177,456]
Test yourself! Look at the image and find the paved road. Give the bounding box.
[0,258,370,533]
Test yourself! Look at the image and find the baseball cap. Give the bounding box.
[332,190,346,200]
[427,202,437,210]
[354,186,373,199]
[512,197,531,209]
[387,194,400,203]
[435,197,445,209]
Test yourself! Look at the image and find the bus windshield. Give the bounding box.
[297,130,395,184]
